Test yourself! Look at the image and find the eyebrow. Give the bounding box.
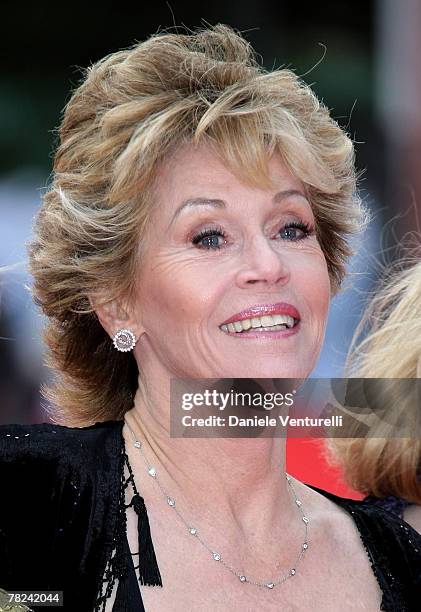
[168,189,308,228]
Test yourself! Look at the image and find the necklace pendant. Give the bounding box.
[239,575,247,582]
[212,552,221,561]
[189,527,197,535]
[148,467,157,477]
[266,582,274,589]
[133,440,141,448]
[167,497,175,507]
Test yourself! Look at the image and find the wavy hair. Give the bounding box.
[28,24,367,426]
[327,257,421,504]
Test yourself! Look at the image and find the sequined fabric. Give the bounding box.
[0,420,420,611]
[363,493,412,519]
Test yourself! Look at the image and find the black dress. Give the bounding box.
[0,420,420,611]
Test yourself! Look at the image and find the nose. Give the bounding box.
[235,234,290,288]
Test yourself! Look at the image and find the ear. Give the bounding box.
[89,294,143,342]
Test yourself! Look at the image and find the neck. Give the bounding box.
[123,372,297,544]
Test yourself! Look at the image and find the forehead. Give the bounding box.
[152,142,305,201]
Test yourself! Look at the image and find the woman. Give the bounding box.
[0,24,420,612]
[327,257,421,534]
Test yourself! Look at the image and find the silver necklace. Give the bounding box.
[125,421,310,589]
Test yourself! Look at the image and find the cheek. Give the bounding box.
[291,250,331,317]
[137,250,226,330]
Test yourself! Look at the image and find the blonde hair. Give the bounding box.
[327,257,421,504]
[28,24,367,426]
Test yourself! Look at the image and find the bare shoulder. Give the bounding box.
[292,478,358,522]
[403,504,421,534]
[286,479,384,607]
[290,478,369,549]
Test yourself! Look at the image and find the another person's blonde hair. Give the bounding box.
[327,258,421,504]
[28,24,367,426]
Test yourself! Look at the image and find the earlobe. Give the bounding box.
[112,328,138,352]
[89,295,134,339]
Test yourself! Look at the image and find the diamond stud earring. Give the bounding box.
[112,328,137,352]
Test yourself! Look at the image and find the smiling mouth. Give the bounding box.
[219,314,298,334]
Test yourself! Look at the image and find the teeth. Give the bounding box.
[258,324,288,331]
[220,314,296,333]
[273,314,290,325]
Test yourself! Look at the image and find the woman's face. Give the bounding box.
[132,143,331,379]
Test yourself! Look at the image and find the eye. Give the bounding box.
[191,226,227,250]
[278,221,313,241]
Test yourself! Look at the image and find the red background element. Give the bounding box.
[286,438,364,500]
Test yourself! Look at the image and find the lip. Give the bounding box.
[220,302,301,326]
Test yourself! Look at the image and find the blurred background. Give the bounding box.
[1,0,420,430]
